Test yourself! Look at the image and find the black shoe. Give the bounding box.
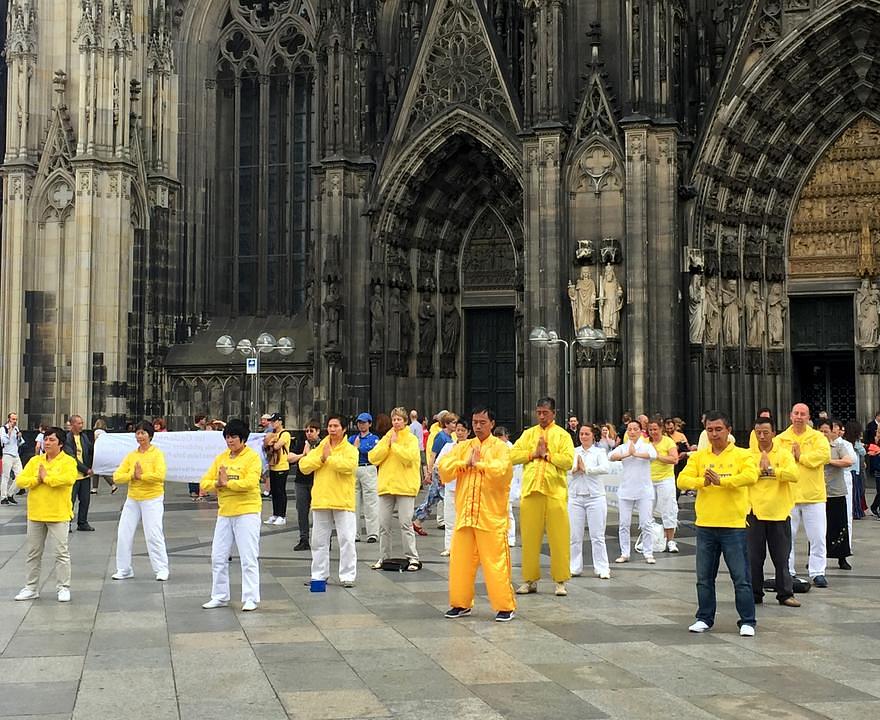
[838,559,852,570]
[0,498,8,505]
[366,536,378,544]
[754,596,763,605]
[495,610,515,622]
[444,606,472,619]
[813,575,828,588]
[16,489,25,496]
[294,541,310,551]
[7,496,17,505]
[77,523,95,531]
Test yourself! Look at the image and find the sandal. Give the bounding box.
[371,560,384,570]
[413,524,428,536]
[406,561,422,572]
[110,485,118,494]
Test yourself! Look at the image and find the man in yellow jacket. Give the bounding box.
[439,407,516,621]
[777,403,832,587]
[510,397,575,596]
[677,411,759,636]
[299,414,359,587]
[747,416,800,607]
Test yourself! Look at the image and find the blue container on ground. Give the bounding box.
[310,579,327,592]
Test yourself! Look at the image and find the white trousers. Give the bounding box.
[618,496,654,557]
[789,502,826,578]
[311,509,357,582]
[507,501,517,547]
[845,472,854,548]
[569,494,609,575]
[115,495,169,575]
[444,488,457,551]
[378,494,418,561]
[1,454,23,497]
[210,513,261,603]
[653,478,679,530]
[355,466,380,539]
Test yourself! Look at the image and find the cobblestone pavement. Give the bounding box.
[2,485,879,719]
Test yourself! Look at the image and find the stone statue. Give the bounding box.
[598,264,624,337]
[856,278,880,348]
[767,282,788,348]
[323,281,341,348]
[388,287,401,351]
[744,281,766,348]
[418,293,436,354]
[369,284,384,352]
[688,273,704,344]
[400,294,413,357]
[441,295,461,355]
[858,217,876,277]
[568,266,596,331]
[721,279,741,346]
[704,276,721,346]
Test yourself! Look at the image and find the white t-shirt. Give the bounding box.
[569,445,611,497]
[609,437,657,500]
[436,440,457,490]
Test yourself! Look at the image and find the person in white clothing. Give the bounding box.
[1,412,25,504]
[569,425,612,579]
[609,420,658,563]
[441,419,470,555]
[835,421,858,551]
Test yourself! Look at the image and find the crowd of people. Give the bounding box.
[2,399,877,636]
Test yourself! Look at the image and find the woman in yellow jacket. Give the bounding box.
[199,419,263,611]
[368,407,422,571]
[14,427,78,602]
[111,421,169,581]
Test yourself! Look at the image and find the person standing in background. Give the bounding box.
[349,412,380,543]
[1,412,25,504]
[289,422,320,551]
[65,415,95,531]
[263,414,291,526]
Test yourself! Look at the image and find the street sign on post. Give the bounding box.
[246,357,258,375]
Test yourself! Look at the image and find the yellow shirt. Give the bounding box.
[776,425,831,504]
[74,434,86,480]
[16,452,78,522]
[677,443,759,528]
[267,430,291,472]
[650,435,677,482]
[439,434,512,532]
[748,438,798,521]
[113,445,167,501]
[199,445,262,517]
[510,423,574,501]
[368,429,421,496]
[299,437,359,511]
[425,422,442,461]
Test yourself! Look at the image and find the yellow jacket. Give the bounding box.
[299,437,358,511]
[776,425,831,503]
[16,452,78,522]
[425,422,441,459]
[199,445,262,517]
[749,438,798,521]
[677,443,759,528]
[368,429,421,496]
[509,423,574,501]
[439,435,512,532]
[113,445,166,501]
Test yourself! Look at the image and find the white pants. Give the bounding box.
[115,495,169,575]
[618,496,654,557]
[845,472,854,548]
[653,478,679,530]
[569,494,609,575]
[378,494,418,561]
[311,509,357,582]
[444,488,457,551]
[210,513,261,603]
[355,466,380,539]
[1,454,23,497]
[507,502,517,547]
[789,502,826,578]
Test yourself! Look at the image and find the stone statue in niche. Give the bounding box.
[767,282,788,348]
[568,266,596,331]
[721,278,741,346]
[856,278,880,348]
[441,295,461,355]
[744,281,766,348]
[323,281,342,348]
[387,287,401,352]
[400,293,414,357]
[688,273,704,345]
[369,284,384,352]
[418,293,436,354]
[598,264,624,338]
[704,276,721,346]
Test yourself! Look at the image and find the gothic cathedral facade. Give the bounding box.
[2,0,880,432]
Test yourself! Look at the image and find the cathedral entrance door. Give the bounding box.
[464,308,516,431]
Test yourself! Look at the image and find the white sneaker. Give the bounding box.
[202,598,229,609]
[273,517,286,526]
[688,620,710,633]
[57,588,71,603]
[555,583,567,596]
[112,569,134,580]
[155,570,169,581]
[508,539,516,547]
[598,571,611,580]
[14,588,39,601]
[645,555,656,565]
[440,549,450,557]
[666,540,679,553]
[739,624,755,637]
[614,556,629,563]
[241,600,258,612]
[264,516,278,525]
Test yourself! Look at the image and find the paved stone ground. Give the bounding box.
[1,484,879,720]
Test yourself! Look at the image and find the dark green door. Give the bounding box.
[464,308,516,430]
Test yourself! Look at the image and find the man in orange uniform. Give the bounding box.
[439,407,516,622]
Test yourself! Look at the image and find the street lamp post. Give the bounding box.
[529,325,606,419]
[216,333,295,430]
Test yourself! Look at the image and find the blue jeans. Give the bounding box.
[695,526,755,628]
[413,469,444,522]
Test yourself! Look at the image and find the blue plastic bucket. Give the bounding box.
[310,579,327,592]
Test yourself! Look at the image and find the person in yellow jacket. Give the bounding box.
[747,416,800,607]
[510,397,575,596]
[111,421,169,581]
[200,419,263,611]
[369,407,422,571]
[439,407,516,621]
[777,403,832,587]
[299,414,359,587]
[677,411,759,636]
[747,407,774,451]
[14,427,78,602]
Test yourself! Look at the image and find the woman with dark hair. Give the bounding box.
[111,421,170,581]
[200,419,263,611]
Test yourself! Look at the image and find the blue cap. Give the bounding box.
[356,412,373,423]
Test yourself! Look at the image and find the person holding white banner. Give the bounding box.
[111,422,170,581]
[200,419,263,611]
[569,425,612,579]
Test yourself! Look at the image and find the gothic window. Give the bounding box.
[214,1,314,317]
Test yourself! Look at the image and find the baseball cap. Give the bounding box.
[260,413,272,421]
[356,412,373,423]
[268,413,284,422]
